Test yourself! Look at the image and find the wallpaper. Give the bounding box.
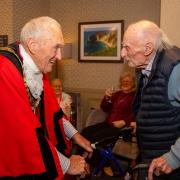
[50,0,160,90]
[12,0,50,42]
[0,0,13,43]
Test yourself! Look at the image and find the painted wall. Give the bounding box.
[0,0,13,43]
[0,0,50,43]
[161,0,180,47]
[12,0,50,42]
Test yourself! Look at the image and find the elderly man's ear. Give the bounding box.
[144,42,154,56]
[27,38,39,54]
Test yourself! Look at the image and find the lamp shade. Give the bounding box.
[61,43,72,59]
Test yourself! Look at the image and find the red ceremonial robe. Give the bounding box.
[0,51,64,178]
[43,75,72,156]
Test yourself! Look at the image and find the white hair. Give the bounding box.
[156,29,173,50]
[128,20,173,51]
[20,16,62,47]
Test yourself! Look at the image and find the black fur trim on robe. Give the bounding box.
[54,108,67,153]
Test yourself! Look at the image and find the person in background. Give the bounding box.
[121,20,180,180]
[0,16,92,180]
[51,78,72,119]
[81,72,136,176]
[51,78,93,179]
[100,72,136,129]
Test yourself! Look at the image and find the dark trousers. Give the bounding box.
[80,122,122,168]
[81,122,120,143]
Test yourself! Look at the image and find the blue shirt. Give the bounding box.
[168,63,180,107]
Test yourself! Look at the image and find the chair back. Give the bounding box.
[85,108,108,127]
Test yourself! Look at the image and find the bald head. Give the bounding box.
[124,20,172,51]
[125,20,162,50]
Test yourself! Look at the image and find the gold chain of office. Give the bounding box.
[0,47,40,114]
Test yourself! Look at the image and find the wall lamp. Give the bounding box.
[61,43,72,59]
[54,43,72,77]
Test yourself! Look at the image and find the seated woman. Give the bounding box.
[101,71,136,129]
[51,78,72,119]
[80,72,136,176]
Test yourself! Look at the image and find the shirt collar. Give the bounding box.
[142,53,156,77]
[19,44,41,74]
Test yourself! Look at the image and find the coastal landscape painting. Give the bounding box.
[78,20,124,63]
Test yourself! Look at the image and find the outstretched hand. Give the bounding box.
[72,133,93,158]
[148,156,173,180]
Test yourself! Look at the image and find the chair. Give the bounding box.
[85,108,108,127]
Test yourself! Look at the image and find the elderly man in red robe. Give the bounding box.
[0,16,92,179]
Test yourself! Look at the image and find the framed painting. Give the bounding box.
[78,20,124,63]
